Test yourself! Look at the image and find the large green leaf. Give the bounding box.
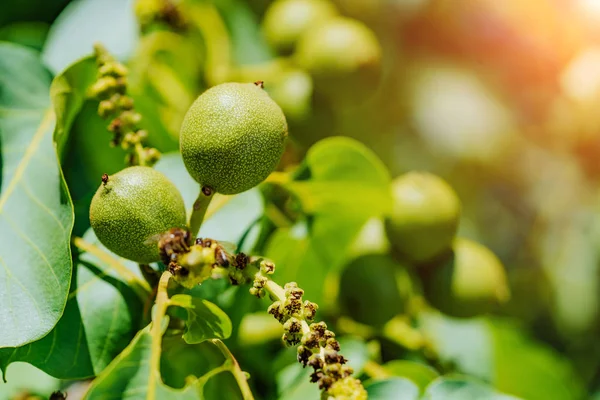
[265,137,391,306]
[0,42,73,348]
[0,229,144,379]
[170,294,232,344]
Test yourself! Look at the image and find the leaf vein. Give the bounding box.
[0,109,55,211]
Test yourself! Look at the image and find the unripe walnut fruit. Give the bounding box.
[179,82,288,195]
[295,16,381,101]
[262,0,338,55]
[422,238,511,318]
[90,166,187,263]
[385,172,461,264]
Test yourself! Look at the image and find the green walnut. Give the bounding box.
[338,254,405,327]
[423,238,511,318]
[90,166,187,263]
[385,172,461,264]
[262,0,338,55]
[295,16,381,101]
[179,82,288,195]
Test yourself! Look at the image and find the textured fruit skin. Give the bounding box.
[262,0,338,55]
[90,166,187,263]
[339,254,405,327]
[423,238,511,318]
[385,172,461,264]
[179,82,288,195]
[295,16,381,100]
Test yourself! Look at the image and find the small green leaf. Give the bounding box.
[424,376,522,400]
[365,377,420,400]
[0,229,144,379]
[382,360,439,394]
[170,294,233,344]
[0,42,73,348]
[285,136,391,216]
[266,137,391,306]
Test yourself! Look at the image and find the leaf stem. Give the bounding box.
[148,271,173,400]
[211,339,255,400]
[72,237,151,300]
[189,187,214,238]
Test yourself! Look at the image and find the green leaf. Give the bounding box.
[42,0,138,74]
[0,42,73,348]
[365,378,420,400]
[266,137,391,306]
[382,360,439,394]
[0,229,144,379]
[50,55,97,158]
[286,136,391,216]
[85,325,201,400]
[85,325,242,400]
[170,294,233,344]
[424,376,522,400]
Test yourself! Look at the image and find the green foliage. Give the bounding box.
[170,294,232,344]
[0,229,144,379]
[1,1,598,399]
[0,42,73,348]
[265,136,391,306]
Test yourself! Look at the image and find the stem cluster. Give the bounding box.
[90,44,160,167]
[166,238,367,400]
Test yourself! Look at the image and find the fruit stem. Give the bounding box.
[189,187,215,238]
[211,339,255,400]
[72,237,151,300]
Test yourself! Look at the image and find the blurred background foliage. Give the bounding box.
[3,0,600,399]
